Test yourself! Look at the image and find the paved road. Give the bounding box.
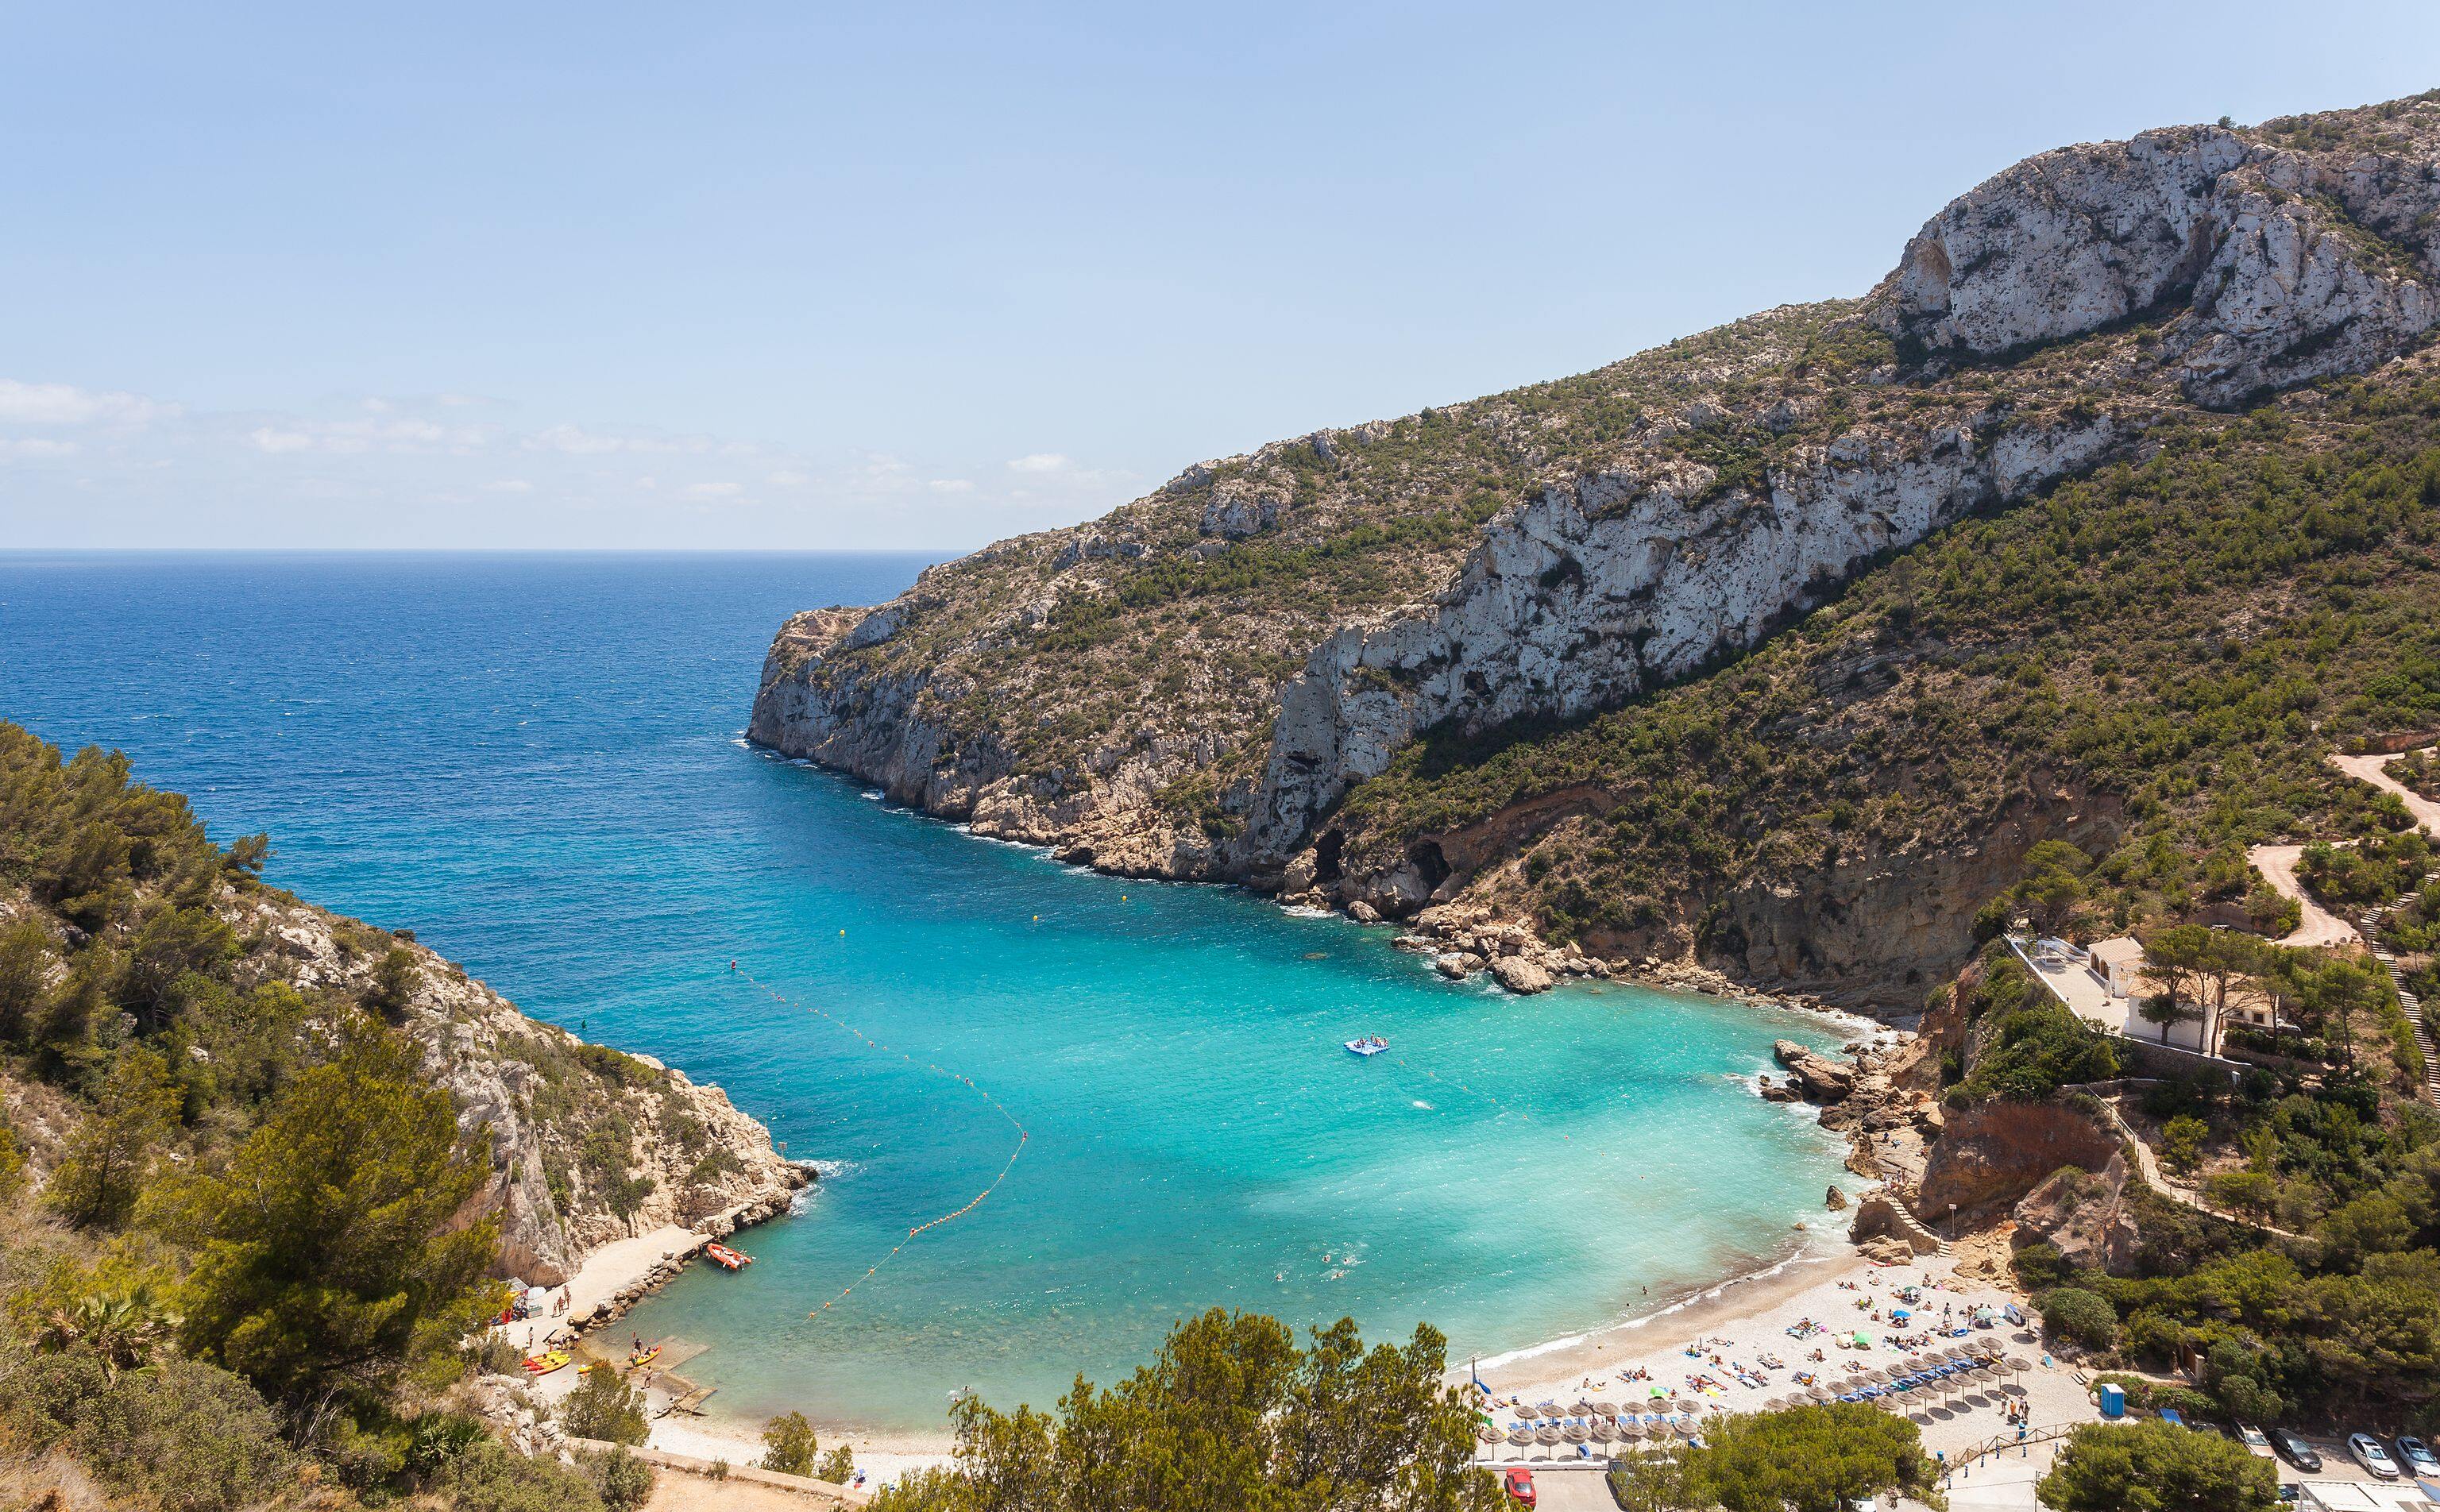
[2247,842,2359,948]
[1498,1464,1613,1511]
[2331,750,2440,834]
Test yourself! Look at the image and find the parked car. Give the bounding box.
[2349,1433,2400,1479]
[2397,1435,2440,1478]
[2233,1424,2276,1458]
[1503,1468,1535,1506]
[2272,1429,2322,1472]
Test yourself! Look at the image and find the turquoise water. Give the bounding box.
[0,551,1851,1433]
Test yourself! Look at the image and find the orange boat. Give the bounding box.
[705,1243,751,1271]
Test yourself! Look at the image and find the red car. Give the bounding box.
[1503,1468,1535,1506]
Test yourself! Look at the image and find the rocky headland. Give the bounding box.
[750,92,2440,1014]
[230,890,813,1286]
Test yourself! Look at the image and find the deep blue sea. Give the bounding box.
[0,551,1851,1433]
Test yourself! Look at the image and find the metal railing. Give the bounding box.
[1950,1419,2079,1471]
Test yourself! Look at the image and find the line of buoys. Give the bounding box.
[731,962,1029,1319]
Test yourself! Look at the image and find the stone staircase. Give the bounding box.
[2359,870,2440,1105]
[1886,1196,1948,1256]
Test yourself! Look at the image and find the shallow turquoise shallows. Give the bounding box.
[0,551,1849,1433]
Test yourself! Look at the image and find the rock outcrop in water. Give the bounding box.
[752,92,2440,1008]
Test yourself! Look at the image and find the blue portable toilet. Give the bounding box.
[2098,1383,2125,1419]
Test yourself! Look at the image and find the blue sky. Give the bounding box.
[6,3,2438,550]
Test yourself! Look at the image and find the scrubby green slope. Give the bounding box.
[1338,361,2440,994]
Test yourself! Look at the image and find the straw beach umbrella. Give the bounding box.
[1535,1425,1562,1446]
[1507,1427,1534,1447]
[1591,1399,1619,1417]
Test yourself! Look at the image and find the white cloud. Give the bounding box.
[0,372,1141,546]
[528,423,641,455]
[0,378,168,427]
[526,422,747,457]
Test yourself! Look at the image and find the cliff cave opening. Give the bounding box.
[1313,827,1345,884]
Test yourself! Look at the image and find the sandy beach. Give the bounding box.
[1465,1240,2095,1472]
[588,1237,2092,1498]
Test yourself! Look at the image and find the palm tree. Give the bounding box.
[33,1282,180,1382]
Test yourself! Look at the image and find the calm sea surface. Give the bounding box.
[0,551,1851,1432]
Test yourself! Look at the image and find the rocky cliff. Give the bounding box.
[754,91,2440,1007]
[229,890,808,1286]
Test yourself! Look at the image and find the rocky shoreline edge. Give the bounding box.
[560,1174,815,1337]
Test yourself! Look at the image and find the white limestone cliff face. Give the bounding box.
[1243,114,2440,881]
[1241,410,2124,869]
[751,95,2440,939]
[1886,122,2436,404]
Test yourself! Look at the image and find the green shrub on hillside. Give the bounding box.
[2037,1418,2279,1511]
[2299,829,2437,910]
[0,1347,300,1512]
[1952,954,2119,1103]
[761,1409,819,1475]
[561,1364,650,1447]
[2037,1288,2120,1348]
[869,1309,1496,1511]
[1341,380,2440,965]
[1609,1402,1936,1512]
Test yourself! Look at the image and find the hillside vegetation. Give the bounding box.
[0,723,793,1507]
[1338,362,2440,992]
[755,90,2440,1006]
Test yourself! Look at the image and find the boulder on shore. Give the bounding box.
[1491,956,1556,995]
[1771,1040,1858,1102]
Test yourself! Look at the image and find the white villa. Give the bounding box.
[2087,936,2146,999]
[2013,932,2282,1056]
